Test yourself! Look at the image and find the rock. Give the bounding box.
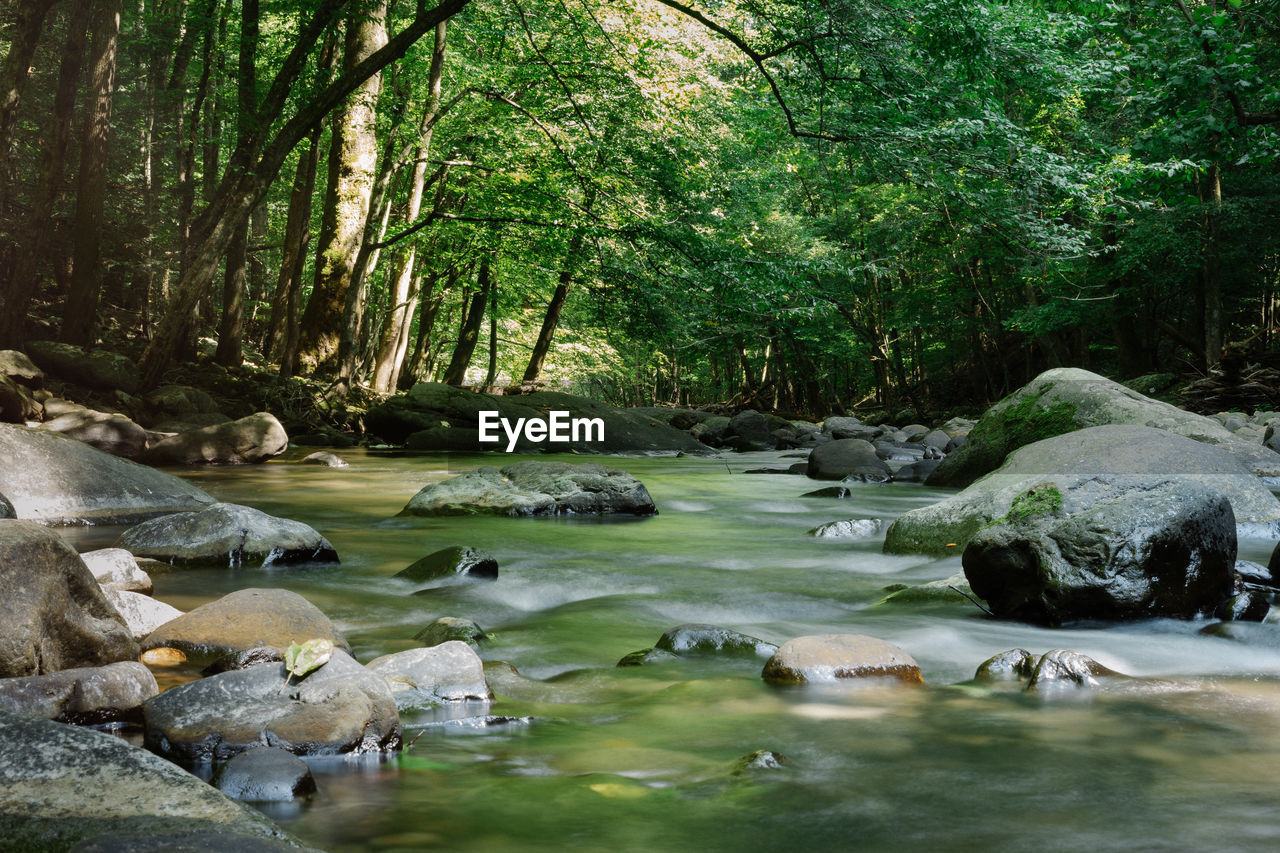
[893,458,942,483]
[973,649,1036,682]
[396,545,498,583]
[0,661,158,723]
[212,748,317,802]
[1026,650,1123,691]
[399,461,657,517]
[367,381,710,453]
[142,650,401,761]
[140,648,187,667]
[808,518,882,539]
[1216,590,1270,622]
[413,617,490,649]
[928,367,1280,488]
[805,439,892,481]
[0,373,42,422]
[653,624,778,658]
[81,548,153,594]
[0,423,214,523]
[144,412,288,465]
[731,750,795,774]
[1199,621,1280,647]
[404,425,483,450]
[761,634,923,685]
[100,587,182,639]
[921,428,950,449]
[24,340,140,393]
[0,709,298,849]
[140,588,349,657]
[0,349,44,387]
[873,440,926,462]
[137,384,223,428]
[69,830,314,853]
[0,492,13,519]
[0,521,139,677]
[724,409,788,451]
[300,451,348,467]
[962,478,1236,624]
[40,408,149,459]
[876,572,973,605]
[690,416,731,445]
[365,641,492,707]
[292,430,356,448]
[616,648,680,667]
[884,425,1280,556]
[202,647,284,676]
[117,503,338,568]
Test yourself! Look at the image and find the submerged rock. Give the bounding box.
[808,518,882,539]
[973,649,1036,682]
[805,439,892,481]
[117,503,338,568]
[731,750,796,774]
[365,641,493,707]
[761,634,923,685]
[962,477,1236,624]
[616,648,680,667]
[1026,650,1124,691]
[876,572,974,605]
[140,588,350,657]
[212,748,317,802]
[653,624,777,658]
[0,661,158,724]
[144,412,288,465]
[300,451,348,468]
[413,617,490,649]
[0,709,297,849]
[397,545,498,583]
[143,650,401,762]
[399,461,657,517]
[0,520,138,677]
[0,423,214,524]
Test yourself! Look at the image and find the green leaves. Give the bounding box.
[284,638,336,678]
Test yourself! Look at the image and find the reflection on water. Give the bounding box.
[83,449,1280,850]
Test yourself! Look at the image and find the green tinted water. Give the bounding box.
[88,450,1280,851]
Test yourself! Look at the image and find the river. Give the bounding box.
[69,449,1280,851]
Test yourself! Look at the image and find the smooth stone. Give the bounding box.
[143,412,288,465]
[365,641,493,707]
[300,451,348,467]
[212,747,317,802]
[117,503,338,568]
[616,648,680,667]
[892,458,942,482]
[653,624,778,658]
[81,548,153,594]
[876,572,974,605]
[974,648,1036,682]
[40,409,149,459]
[396,545,497,582]
[0,661,158,723]
[101,587,183,640]
[399,461,657,517]
[808,518,882,539]
[142,650,400,761]
[139,648,187,666]
[0,423,214,524]
[0,520,138,677]
[69,831,315,853]
[1026,650,1124,691]
[141,588,350,657]
[0,349,44,386]
[413,617,490,649]
[761,634,923,685]
[805,439,892,481]
[202,647,284,676]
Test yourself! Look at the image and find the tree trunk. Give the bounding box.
[296,0,389,372]
[60,0,121,347]
[0,0,90,346]
[441,257,491,386]
[266,125,322,366]
[1202,162,1223,369]
[399,267,450,389]
[214,0,258,366]
[0,0,59,216]
[482,279,498,390]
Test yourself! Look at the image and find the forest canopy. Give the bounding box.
[0,0,1277,417]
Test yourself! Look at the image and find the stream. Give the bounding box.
[67,449,1280,851]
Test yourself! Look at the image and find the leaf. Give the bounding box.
[284,639,335,679]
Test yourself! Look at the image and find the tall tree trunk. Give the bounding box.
[0,0,91,346]
[266,125,322,367]
[371,21,447,393]
[521,227,587,385]
[399,267,451,389]
[441,257,491,386]
[296,0,388,372]
[482,279,498,390]
[214,0,258,366]
[0,0,58,216]
[1202,162,1224,369]
[60,0,120,347]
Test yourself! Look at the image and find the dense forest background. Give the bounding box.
[0,0,1277,419]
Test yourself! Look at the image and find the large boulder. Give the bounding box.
[399,461,657,517]
[962,477,1237,624]
[137,384,224,429]
[0,709,300,850]
[367,381,711,453]
[140,588,349,657]
[142,650,401,762]
[0,661,158,723]
[40,408,150,459]
[884,425,1280,556]
[365,641,492,707]
[928,367,1280,487]
[0,424,214,524]
[806,439,892,481]
[761,634,923,685]
[143,412,288,465]
[0,349,44,387]
[24,340,140,393]
[0,521,139,677]
[117,503,338,568]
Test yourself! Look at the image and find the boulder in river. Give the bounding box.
[0,423,214,524]
[212,747,317,802]
[40,408,150,459]
[761,634,923,685]
[142,649,401,762]
[117,502,338,568]
[144,412,288,465]
[973,649,1037,682]
[962,477,1237,624]
[396,545,498,583]
[0,709,300,850]
[1026,650,1125,691]
[365,641,493,707]
[805,439,892,481]
[81,548,154,594]
[928,367,1280,487]
[0,520,138,677]
[653,624,778,658]
[413,617,491,649]
[300,451,348,467]
[808,518,882,539]
[399,460,657,517]
[140,588,350,658]
[884,424,1280,556]
[0,661,158,723]
[100,586,182,640]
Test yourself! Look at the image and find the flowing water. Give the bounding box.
[72,450,1280,851]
